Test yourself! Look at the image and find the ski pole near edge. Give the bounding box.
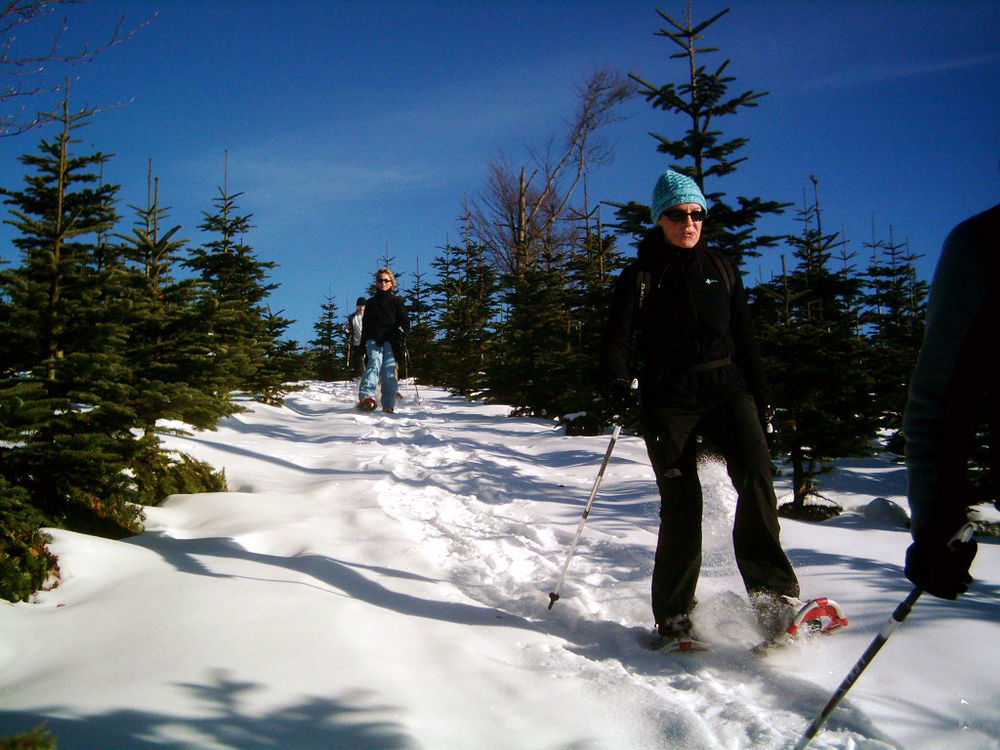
[403,345,422,403]
[793,523,976,750]
[547,424,622,610]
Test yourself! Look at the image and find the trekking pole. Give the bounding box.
[793,523,975,750]
[404,345,422,403]
[547,424,622,610]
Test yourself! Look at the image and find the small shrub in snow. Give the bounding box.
[0,479,59,603]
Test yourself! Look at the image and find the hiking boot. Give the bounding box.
[752,594,804,643]
[357,396,377,412]
[654,613,707,652]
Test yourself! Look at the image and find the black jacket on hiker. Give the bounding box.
[603,227,769,424]
[361,289,409,357]
[902,203,998,599]
[602,224,798,634]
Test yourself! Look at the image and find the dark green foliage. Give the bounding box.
[245,307,305,405]
[861,227,928,440]
[129,438,228,506]
[0,377,145,537]
[560,221,629,432]
[489,247,572,417]
[753,180,880,510]
[115,166,239,432]
[401,261,435,383]
[308,294,349,381]
[617,6,788,264]
[0,103,287,601]
[184,175,285,401]
[429,233,498,398]
[0,97,145,540]
[0,477,59,603]
[0,723,58,750]
[184,177,301,404]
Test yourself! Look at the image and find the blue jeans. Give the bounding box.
[359,340,397,410]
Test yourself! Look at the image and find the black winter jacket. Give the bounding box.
[361,290,410,354]
[602,228,769,414]
[903,203,999,537]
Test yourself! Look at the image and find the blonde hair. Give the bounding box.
[375,267,397,291]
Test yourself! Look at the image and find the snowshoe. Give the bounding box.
[357,396,377,412]
[752,597,848,654]
[650,614,709,653]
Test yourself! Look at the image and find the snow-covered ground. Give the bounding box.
[1,381,997,749]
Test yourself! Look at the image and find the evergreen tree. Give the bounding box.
[752,179,879,514]
[614,6,786,264]
[184,157,280,399]
[562,209,628,432]
[0,95,143,537]
[403,258,435,383]
[247,306,304,403]
[464,70,629,417]
[427,242,460,391]
[309,293,347,381]
[861,225,928,445]
[115,162,236,435]
[430,229,498,398]
[489,237,573,417]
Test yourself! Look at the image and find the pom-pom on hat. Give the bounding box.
[650,169,707,223]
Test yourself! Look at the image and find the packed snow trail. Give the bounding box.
[2,381,997,749]
[168,381,889,749]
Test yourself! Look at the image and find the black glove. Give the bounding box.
[904,529,977,600]
[607,377,635,416]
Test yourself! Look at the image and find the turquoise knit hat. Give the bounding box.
[650,169,707,223]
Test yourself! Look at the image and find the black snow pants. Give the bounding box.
[644,393,800,629]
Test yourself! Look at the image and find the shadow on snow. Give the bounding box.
[0,670,415,750]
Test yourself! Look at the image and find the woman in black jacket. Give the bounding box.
[603,170,799,651]
[358,267,409,413]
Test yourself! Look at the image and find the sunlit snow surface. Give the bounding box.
[2,381,997,749]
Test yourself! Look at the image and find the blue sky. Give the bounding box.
[1,0,997,344]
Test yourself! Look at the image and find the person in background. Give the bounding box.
[358,268,409,413]
[346,297,366,376]
[902,203,997,599]
[602,169,800,651]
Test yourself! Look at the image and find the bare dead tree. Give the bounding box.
[2,0,152,136]
[468,66,633,277]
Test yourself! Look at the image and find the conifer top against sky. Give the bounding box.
[0,0,996,343]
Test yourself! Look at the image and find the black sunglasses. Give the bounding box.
[377,277,392,284]
[662,209,707,223]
